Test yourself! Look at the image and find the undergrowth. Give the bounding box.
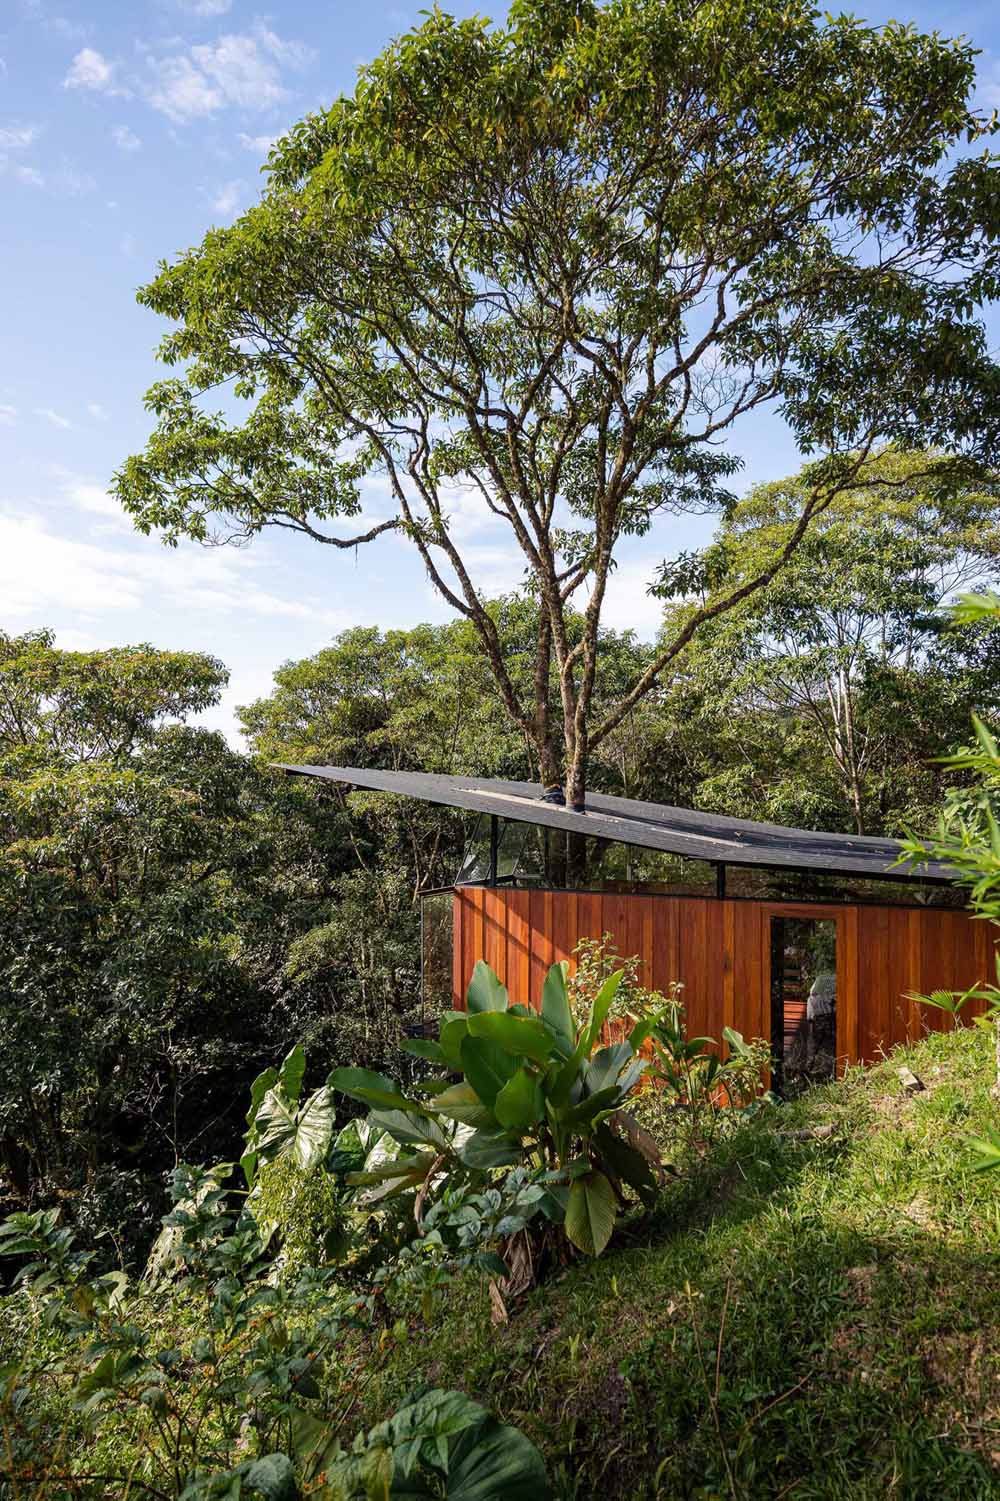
[353,1025,1000,1499]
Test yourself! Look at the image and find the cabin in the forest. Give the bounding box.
[277,765,990,1090]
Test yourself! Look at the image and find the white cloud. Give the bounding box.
[34,407,73,430]
[0,125,44,186]
[238,130,278,154]
[63,47,116,92]
[144,24,313,123]
[211,178,243,216]
[190,33,286,110]
[60,476,124,520]
[87,402,109,421]
[599,558,666,640]
[0,124,40,151]
[111,124,141,152]
[146,54,222,121]
[0,511,348,628]
[177,0,233,14]
[0,404,16,425]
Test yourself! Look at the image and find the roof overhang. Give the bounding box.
[272,764,955,885]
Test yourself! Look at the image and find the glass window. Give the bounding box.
[770,917,837,1093]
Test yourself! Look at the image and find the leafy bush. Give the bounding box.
[329,959,668,1267]
[0,1168,550,1498]
[567,933,668,1029]
[640,999,774,1154]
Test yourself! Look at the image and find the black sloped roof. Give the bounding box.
[272,764,954,884]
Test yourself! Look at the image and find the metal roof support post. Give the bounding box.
[716,863,727,900]
[489,815,499,887]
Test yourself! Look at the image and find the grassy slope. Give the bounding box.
[363,1026,1000,1500]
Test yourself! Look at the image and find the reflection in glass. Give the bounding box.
[770,917,837,1092]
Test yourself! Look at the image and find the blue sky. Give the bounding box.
[2,0,999,742]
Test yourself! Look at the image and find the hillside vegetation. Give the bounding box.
[357,1025,1000,1499]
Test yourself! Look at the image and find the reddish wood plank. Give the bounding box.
[505,888,532,1008]
[452,888,984,1068]
[650,897,679,995]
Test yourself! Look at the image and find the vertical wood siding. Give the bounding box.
[451,887,990,1065]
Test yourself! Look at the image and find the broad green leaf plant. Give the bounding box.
[0,1182,551,1499]
[329,960,667,1259]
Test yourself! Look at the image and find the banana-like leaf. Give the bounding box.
[541,962,575,1055]
[564,1170,617,1256]
[367,1108,451,1151]
[327,1066,419,1112]
[440,1016,471,1071]
[399,1037,447,1064]
[466,960,510,1014]
[493,1067,544,1133]
[346,1151,437,1186]
[584,970,625,1050]
[465,1010,555,1063]
[548,979,625,1106]
[457,1130,521,1170]
[584,1041,634,1094]
[460,1035,518,1106]
[559,1084,623,1132]
[594,1122,657,1206]
[430,1082,498,1130]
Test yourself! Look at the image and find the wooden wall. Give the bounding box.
[451,886,991,1066]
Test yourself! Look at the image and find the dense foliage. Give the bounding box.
[115,0,1000,801]
[0,632,429,1259]
[0,1168,551,1499]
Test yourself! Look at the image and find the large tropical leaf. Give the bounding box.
[465,1010,555,1063]
[593,1121,658,1206]
[466,961,509,1014]
[429,1082,498,1130]
[584,969,625,1050]
[254,1086,336,1174]
[584,1041,635,1095]
[457,1129,522,1170]
[439,1015,471,1071]
[328,1066,418,1112]
[399,1037,447,1065]
[241,1453,297,1501]
[559,1084,623,1132]
[246,1066,277,1128]
[493,1067,544,1133]
[277,1044,306,1107]
[442,1413,552,1500]
[367,1107,451,1151]
[541,962,575,1055]
[460,1035,518,1106]
[564,1170,618,1256]
[347,1151,438,1186]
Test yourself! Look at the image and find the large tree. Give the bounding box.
[116,0,1000,804]
[655,453,1000,832]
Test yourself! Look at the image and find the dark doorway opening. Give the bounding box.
[770,916,838,1094]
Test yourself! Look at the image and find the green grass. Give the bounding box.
[359,1026,1000,1499]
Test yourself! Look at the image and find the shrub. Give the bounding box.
[329,959,669,1270]
[0,1169,551,1498]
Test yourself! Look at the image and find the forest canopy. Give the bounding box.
[115,0,1000,803]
